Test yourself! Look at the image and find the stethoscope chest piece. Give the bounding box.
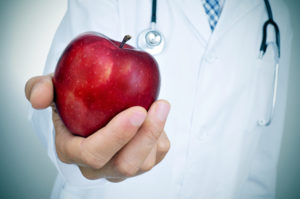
[136,0,165,55]
[137,27,165,55]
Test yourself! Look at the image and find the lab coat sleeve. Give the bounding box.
[29,0,121,189]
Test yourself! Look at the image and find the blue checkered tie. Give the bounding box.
[202,0,221,31]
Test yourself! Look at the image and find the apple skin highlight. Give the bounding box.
[53,32,160,137]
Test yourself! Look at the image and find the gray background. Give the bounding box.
[0,0,299,198]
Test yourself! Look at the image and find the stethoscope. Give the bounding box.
[258,0,280,127]
[137,0,164,55]
[137,0,280,127]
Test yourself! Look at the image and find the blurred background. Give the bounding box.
[0,0,299,198]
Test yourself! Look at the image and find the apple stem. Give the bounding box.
[119,35,132,48]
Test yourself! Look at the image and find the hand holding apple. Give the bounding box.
[53,33,160,137]
[25,74,170,181]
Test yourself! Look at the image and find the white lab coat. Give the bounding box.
[29,0,292,198]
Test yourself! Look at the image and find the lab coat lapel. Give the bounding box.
[175,0,211,44]
[208,0,261,49]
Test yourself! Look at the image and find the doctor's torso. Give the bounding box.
[43,0,292,199]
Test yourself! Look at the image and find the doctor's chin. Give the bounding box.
[1,0,300,199]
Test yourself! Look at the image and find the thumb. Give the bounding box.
[25,74,54,109]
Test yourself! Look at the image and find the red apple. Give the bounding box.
[53,32,160,137]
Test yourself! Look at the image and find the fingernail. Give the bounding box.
[156,102,170,122]
[130,108,146,126]
[30,77,51,102]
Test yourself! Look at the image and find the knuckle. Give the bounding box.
[157,138,171,154]
[56,149,70,164]
[79,167,98,180]
[81,171,95,180]
[82,152,107,170]
[140,162,154,172]
[144,124,162,142]
[55,135,70,164]
[113,159,138,177]
[84,156,106,170]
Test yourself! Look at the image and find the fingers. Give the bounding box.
[79,130,171,180]
[54,99,170,181]
[80,106,147,170]
[110,100,170,177]
[55,106,147,171]
[25,74,53,109]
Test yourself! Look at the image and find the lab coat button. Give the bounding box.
[195,126,209,142]
[198,131,209,142]
[205,51,217,63]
